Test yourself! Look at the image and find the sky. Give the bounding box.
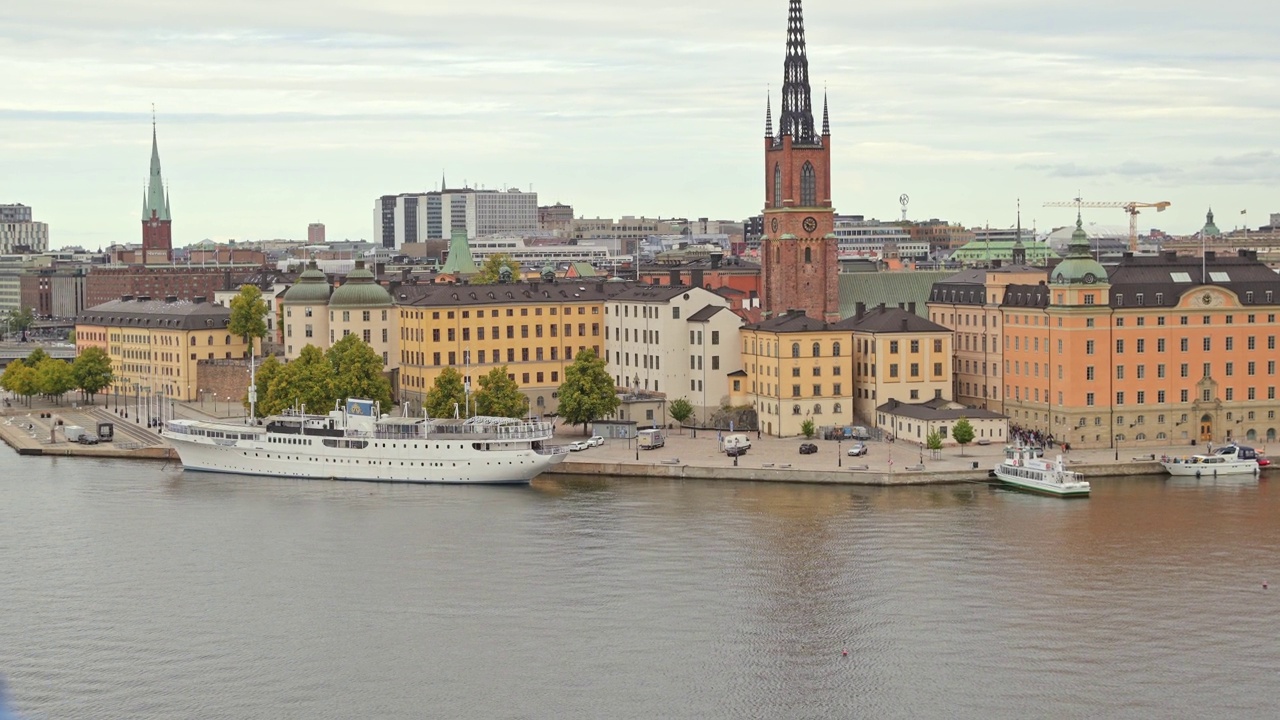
[3,0,1279,249]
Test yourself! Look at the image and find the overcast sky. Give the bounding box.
[3,0,1278,249]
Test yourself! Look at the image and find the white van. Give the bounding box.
[638,428,665,450]
[722,434,751,452]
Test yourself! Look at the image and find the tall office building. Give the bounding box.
[307,223,326,244]
[372,186,538,249]
[0,204,49,253]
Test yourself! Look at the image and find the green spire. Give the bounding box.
[143,118,170,222]
[1066,210,1091,257]
[1202,207,1221,237]
[440,229,478,275]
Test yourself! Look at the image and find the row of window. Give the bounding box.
[401,323,599,342]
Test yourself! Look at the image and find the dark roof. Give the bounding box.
[876,397,1006,421]
[846,306,950,334]
[1001,284,1051,308]
[727,369,748,377]
[1107,250,1280,308]
[745,310,860,333]
[396,281,634,307]
[838,271,952,319]
[79,298,232,331]
[607,284,698,302]
[687,305,728,322]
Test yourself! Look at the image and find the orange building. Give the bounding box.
[1000,217,1280,449]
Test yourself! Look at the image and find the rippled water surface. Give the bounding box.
[2,453,1277,719]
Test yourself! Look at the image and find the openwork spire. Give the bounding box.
[779,0,817,145]
[821,90,830,136]
[765,91,774,137]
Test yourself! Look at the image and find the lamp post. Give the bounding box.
[838,436,842,467]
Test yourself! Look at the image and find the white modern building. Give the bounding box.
[1,204,49,254]
[833,216,927,259]
[373,188,538,249]
[469,237,619,268]
[604,285,744,422]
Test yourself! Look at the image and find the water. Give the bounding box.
[2,453,1277,719]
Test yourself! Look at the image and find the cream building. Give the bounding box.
[604,285,743,422]
[280,262,332,360]
[327,261,397,368]
[849,305,954,427]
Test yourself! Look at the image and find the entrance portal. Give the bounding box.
[1200,414,1213,442]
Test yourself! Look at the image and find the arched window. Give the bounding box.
[773,164,783,208]
[801,161,816,206]
[814,404,823,415]
[792,343,800,358]
[833,403,843,415]
[804,247,812,263]
[812,342,821,357]
[792,404,802,415]
[832,342,841,357]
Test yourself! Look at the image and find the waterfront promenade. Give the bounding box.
[1,394,1212,484]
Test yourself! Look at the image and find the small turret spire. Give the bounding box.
[765,89,774,137]
[821,89,830,136]
[441,170,446,192]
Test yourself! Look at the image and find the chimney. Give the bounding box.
[1164,251,1177,261]
[908,302,917,315]
[897,302,905,310]
[690,269,705,288]
[165,296,178,304]
[710,253,723,270]
[1123,252,1133,260]
[900,318,909,331]
[855,302,865,319]
[136,295,151,302]
[402,268,411,282]
[669,269,681,286]
[193,296,206,304]
[1204,251,1216,263]
[992,259,1003,268]
[595,281,605,294]
[878,303,886,312]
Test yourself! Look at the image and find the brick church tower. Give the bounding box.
[141,116,173,265]
[761,0,839,322]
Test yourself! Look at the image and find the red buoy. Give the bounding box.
[842,649,849,657]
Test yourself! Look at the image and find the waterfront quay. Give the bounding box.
[2,395,1190,484]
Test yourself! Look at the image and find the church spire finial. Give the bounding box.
[779,0,817,145]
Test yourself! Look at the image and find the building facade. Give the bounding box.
[372,188,539,248]
[848,305,954,425]
[86,265,261,308]
[307,223,326,244]
[760,0,839,322]
[0,204,49,254]
[603,285,743,421]
[740,310,857,437]
[75,297,249,402]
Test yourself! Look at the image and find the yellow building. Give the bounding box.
[740,311,857,437]
[397,281,628,414]
[75,296,250,402]
[849,304,955,425]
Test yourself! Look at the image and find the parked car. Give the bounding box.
[976,438,991,446]
[567,440,589,452]
[726,446,746,458]
[587,436,605,447]
[799,443,818,455]
[77,435,99,445]
[846,442,867,457]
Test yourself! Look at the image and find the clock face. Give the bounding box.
[802,216,818,234]
[770,217,779,234]
[1202,293,1212,305]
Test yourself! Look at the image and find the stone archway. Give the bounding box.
[1200,414,1213,442]
[1246,429,1257,441]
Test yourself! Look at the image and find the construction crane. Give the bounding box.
[1042,199,1172,252]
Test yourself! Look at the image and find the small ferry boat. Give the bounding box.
[994,446,1090,498]
[162,399,568,485]
[1161,444,1260,478]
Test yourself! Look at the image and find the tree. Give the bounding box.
[475,253,522,284]
[474,366,525,418]
[326,334,392,407]
[800,418,816,439]
[669,397,694,434]
[267,345,335,413]
[953,418,976,456]
[926,430,943,460]
[72,346,114,403]
[34,358,76,404]
[250,354,284,417]
[425,367,468,419]
[1,363,37,406]
[22,347,49,368]
[557,348,620,435]
[9,306,35,334]
[228,285,270,357]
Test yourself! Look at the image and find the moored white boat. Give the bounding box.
[162,399,568,484]
[994,446,1090,498]
[1161,444,1260,478]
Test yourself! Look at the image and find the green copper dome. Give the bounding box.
[329,261,392,308]
[1202,208,1221,237]
[1050,212,1107,286]
[282,261,332,304]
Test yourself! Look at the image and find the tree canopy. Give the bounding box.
[72,347,114,401]
[800,418,816,439]
[557,348,619,435]
[474,366,525,418]
[952,418,976,455]
[23,347,49,368]
[0,362,37,403]
[265,345,335,414]
[228,285,269,355]
[669,397,694,434]
[6,306,35,335]
[475,253,522,284]
[424,367,468,419]
[34,358,76,403]
[249,354,284,417]
[327,334,392,407]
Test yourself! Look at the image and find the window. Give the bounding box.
[773,164,782,208]
[804,247,812,263]
[910,340,920,353]
[910,363,920,377]
[1086,340,1095,355]
[672,307,680,320]
[792,385,801,397]
[1137,391,1145,404]
[799,161,819,206]
[1086,366,1095,380]
[711,331,719,345]
[1116,339,1124,354]
[1116,392,1125,405]
[933,362,942,376]
[889,364,899,378]
[1136,339,1145,353]
[1116,366,1125,380]
[1180,338,1189,352]
[1226,337,1234,351]
[792,343,800,358]
[1086,393,1095,406]
[890,341,899,353]
[833,342,841,357]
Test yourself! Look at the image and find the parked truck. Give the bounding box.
[637,428,666,450]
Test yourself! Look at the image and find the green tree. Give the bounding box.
[72,346,114,403]
[2,363,38,406]
[250,354,284,417]
[926,430,943,460]
[474,366,525,418]
[326,334,392,407]
[228,284,269,357]
[557,348,619,435]
[425,367,468,419]
[475,253,522,284]
[669,397,694,434]
[952,418,975,456]
[800,418,816,439]
[22,347,49,368]
[267,345,336,413]
[9,306,35,333]
[34,358,76,404]
[66,329,76,344]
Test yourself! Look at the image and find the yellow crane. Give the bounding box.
[1043,199,1172,252]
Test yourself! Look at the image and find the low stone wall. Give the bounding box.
[197,360,251,405]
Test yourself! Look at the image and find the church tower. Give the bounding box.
[141,114,173,264]
[761,0,839,322]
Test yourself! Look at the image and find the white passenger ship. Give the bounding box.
[162,399,568,484]
[994,446,1091,498]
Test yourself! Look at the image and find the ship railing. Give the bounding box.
[535,446,570,456]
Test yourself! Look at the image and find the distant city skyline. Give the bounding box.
[3,0,1277,249]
